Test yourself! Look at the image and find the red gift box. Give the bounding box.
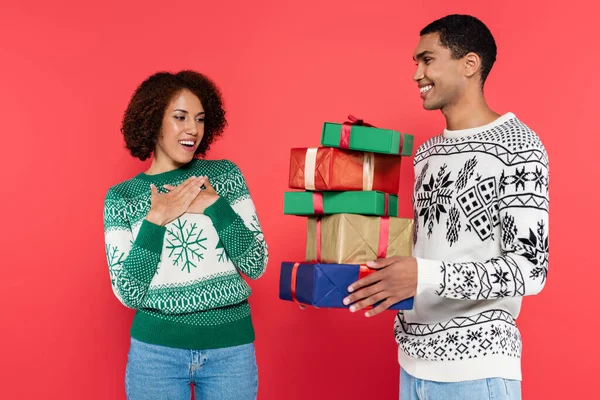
[288,147,401,194]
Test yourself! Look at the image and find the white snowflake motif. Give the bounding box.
[166,220,207,273]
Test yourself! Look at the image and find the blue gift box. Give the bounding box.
[279,262,414,310]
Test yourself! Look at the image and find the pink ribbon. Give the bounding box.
[312,192,324,214]
[339,115,376,149]
[381,193,389,217]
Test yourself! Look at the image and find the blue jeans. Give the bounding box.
[400,368,521,400]
[125,338,258,400]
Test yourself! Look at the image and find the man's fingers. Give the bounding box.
[364,298,395,317]
[344,282,383,305]
[348,290,388,313]
[347,268,384,293]
[366,256,400,269]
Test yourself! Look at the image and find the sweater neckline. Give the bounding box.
[442,112,515,139]
[136,159,202,183]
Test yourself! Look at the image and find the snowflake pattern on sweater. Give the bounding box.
[103,159,268,349]
[396,113,549,382]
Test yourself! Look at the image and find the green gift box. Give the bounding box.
[283,191,399,217]
[321,117,414,156]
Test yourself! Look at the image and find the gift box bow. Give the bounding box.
[339,114,376,149]
[339,114,404,154]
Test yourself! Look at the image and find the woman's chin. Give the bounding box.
[171,152,196,165]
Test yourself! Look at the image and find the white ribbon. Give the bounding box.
[362,152,374,190]
[304,148,318,190]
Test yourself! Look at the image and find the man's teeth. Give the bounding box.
[420,85,433,94]
[179,140,195,146]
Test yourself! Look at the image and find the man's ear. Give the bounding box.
[464,52,481,79]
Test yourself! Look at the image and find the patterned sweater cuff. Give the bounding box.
[135,219,166,254]
[204,196,237,233]
[416,257,443,295]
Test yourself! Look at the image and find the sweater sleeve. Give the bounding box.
[417,145,550,300]
[103,188,166,308]
[204,162,268,280]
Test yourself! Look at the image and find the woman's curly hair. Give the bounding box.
[121,70,227,160]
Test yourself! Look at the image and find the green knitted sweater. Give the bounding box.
[103,159,268,349]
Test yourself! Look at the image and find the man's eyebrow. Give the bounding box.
[413,50,434,61]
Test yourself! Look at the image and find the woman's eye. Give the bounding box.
[196,118,205,123]
[175,116,185,121]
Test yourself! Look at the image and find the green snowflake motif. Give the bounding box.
[166,220,207,273]
[250,214,261,233]
[216,240,230,263]
[106,243,125,285]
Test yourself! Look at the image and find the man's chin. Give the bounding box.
[422,101,442,111]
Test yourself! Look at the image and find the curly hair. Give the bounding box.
[421,15,497,86]
[121,70,227,160]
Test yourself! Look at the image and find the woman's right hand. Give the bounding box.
[145,176,204,226]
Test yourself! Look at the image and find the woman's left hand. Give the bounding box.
[164,176,219,214]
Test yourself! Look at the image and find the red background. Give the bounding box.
[1,1,597,398]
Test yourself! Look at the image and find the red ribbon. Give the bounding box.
[290,262,308,309]
[347,115,376,127]
[358,264,372,280]
[339,115,376,149]
[357,264,374,310]
[312,192,324,214]
[340,124,351,149]
[291,262,301,304]
[377,217,390,258]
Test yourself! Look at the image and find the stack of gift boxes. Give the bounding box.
[279,116,415,310]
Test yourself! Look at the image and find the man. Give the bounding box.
[344,14,549,399]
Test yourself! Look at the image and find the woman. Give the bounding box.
[103,70,268,399]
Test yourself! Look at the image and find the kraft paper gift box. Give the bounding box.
[321,115,414,156]
[279,261,414,309]
[283,191,399,217]
[288,147,401,194]
[305,213,413,264]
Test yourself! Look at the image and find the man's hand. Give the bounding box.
[164,176,219,214]
[343,256,418,317]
